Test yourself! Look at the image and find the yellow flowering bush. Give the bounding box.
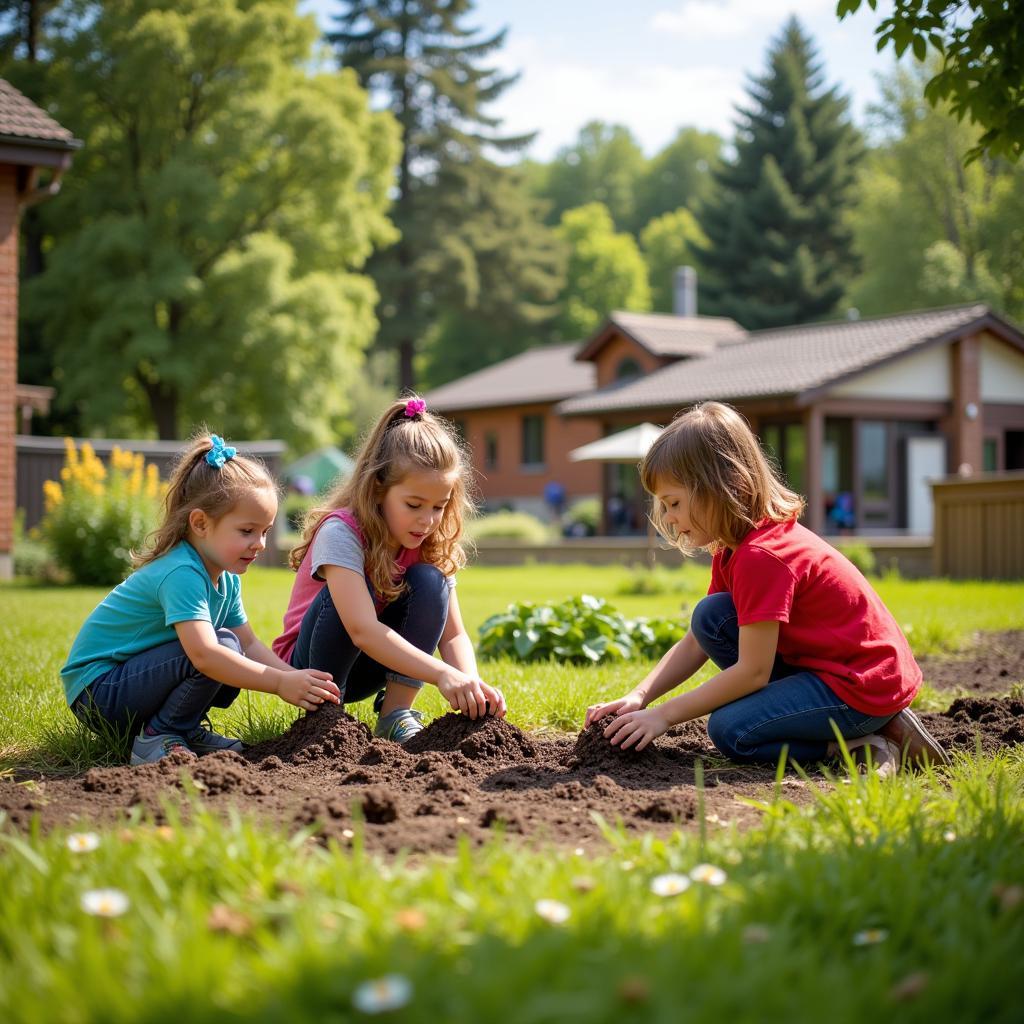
[41,440,165,585]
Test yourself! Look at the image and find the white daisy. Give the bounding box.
[80,888,129,917]
[534,899,571,924]
[66,832,100,853]
[352,975,413,1014]
[852,928,889,946]
[690,863,727,886]
[650,873,691,897]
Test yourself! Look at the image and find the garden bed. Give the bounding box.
[2,692,1022,856]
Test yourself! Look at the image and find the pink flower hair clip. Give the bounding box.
[404,398,427,418]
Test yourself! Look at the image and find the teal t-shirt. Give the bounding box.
[61,541,247,706]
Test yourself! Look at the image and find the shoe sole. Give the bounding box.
[896,709,951,767]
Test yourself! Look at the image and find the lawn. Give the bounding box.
[1,565,1022,1023]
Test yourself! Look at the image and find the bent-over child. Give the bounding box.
[586,402,950,775]
[274,396,505,744]
[62,434,339,765]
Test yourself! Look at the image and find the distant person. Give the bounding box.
[585,402,949,775]
[275,397,506,744]
[62,434,338,765]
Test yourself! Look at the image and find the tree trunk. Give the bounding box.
[146,385,179,440]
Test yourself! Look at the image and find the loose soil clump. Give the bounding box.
[2,634,1021,855]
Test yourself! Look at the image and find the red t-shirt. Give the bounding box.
[708,519,920,716]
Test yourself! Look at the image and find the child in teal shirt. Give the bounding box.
[62,434,340,764]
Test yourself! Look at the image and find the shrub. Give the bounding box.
[563,497,600,536]
[40,440,165,586]
[835,541,877,577]
[615,566,687,596]
[467,511,552,544]
[282,492,317,532]
[478,593,684,664]
[12,510,59,581]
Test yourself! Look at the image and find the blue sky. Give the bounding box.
[301,1,898,159]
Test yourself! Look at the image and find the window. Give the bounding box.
[858,422,889,502]
[983,438,998,472]
[615,357,642,382]
[759,422,805,493]
[521,415,544,468]
[484,431,498,471]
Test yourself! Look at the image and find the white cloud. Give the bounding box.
[652,0,836,38]
[492,36,742,159]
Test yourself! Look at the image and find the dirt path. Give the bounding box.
[2,692,1021,857]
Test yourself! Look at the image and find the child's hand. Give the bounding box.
[276,669,340,712]
[584,692,643,728]
[437,668,505,720]
[603,707,670,752]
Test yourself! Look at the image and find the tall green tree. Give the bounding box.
[422,162,564,386]
[328,0,536,389]
[847,63,1024,320]
[27,0,399,448]
[697,18,861,329]
[532,121,647,232]
[555,202,650,340]
[630,127,721,234]
[641,208,708,313]
[838,0,1023,162]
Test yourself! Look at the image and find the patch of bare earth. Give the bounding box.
[2,681,1022,854]
[918,630,1024,695]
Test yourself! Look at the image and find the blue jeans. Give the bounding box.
[692,593,891,764]
[71,628,243,738]
[290,562,449,705]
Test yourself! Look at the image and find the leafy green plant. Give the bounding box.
[467,511,553,544]
[12,510,59,582]
[563,497,600,536]
[615,566,689,596]
[478,593,684,664]
[39,440,164,586]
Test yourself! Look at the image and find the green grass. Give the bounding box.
[1,566,1023,1022]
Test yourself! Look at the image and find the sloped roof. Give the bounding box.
[0,79,79,148]
[559,304,1013,416]
[576,310,748,361]
[425,343,596,413]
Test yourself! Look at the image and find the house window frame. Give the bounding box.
[521,414,545,471]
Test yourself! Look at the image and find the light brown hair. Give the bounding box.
[133,431,278,569]
[289,397,473,603]
[640,401,804,554]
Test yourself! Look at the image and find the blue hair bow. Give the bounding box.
[205,435,237,469]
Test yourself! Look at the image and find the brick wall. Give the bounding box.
[592,333,665,388]
[453,403,602,507]
[0,163,17,571]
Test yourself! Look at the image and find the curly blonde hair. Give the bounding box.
[640,401,804,554]
[134,430,277,569]
[290,397,474,603]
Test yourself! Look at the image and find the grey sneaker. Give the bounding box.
[847,733,901,778]
[373,708,424,744]
[186,723,245,755]
[131,731,196,765]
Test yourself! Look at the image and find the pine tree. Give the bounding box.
[328,1,540,389]
[698,18,861,328]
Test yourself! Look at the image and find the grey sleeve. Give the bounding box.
[309,519,365,581]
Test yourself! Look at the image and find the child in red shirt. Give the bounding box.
[586,401,949,774]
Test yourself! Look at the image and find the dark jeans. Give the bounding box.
[290,562,449,705]
[71,628,242,738]
[692,593,891,763]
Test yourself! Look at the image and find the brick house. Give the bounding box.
[428,303,1024,535]
[0,80,80,577]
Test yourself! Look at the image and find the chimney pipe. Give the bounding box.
[673,265,697,317]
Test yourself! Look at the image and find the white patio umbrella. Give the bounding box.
[569,423,664,564]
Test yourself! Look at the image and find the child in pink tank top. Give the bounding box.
[274,396,506,744]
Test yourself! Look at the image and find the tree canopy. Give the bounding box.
[26,0,399,448]
[698,17,862,328]
[838,0,1024,162]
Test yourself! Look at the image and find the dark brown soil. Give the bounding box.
[918,630,1024,695]
[2,688,1022,855]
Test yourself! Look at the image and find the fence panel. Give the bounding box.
[16,435,287,565]
[931,472,1024,580]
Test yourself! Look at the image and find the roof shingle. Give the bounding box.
[426,343,596,413]
[597,310,748,358]
[0,79,78,147]
[559,304,996,415]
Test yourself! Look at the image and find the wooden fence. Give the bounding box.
[16,435,287,565]
[931,472,1024,580]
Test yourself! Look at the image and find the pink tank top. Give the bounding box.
[272,509,420,663]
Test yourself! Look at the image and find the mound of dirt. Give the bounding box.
[2,680,1022,856]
